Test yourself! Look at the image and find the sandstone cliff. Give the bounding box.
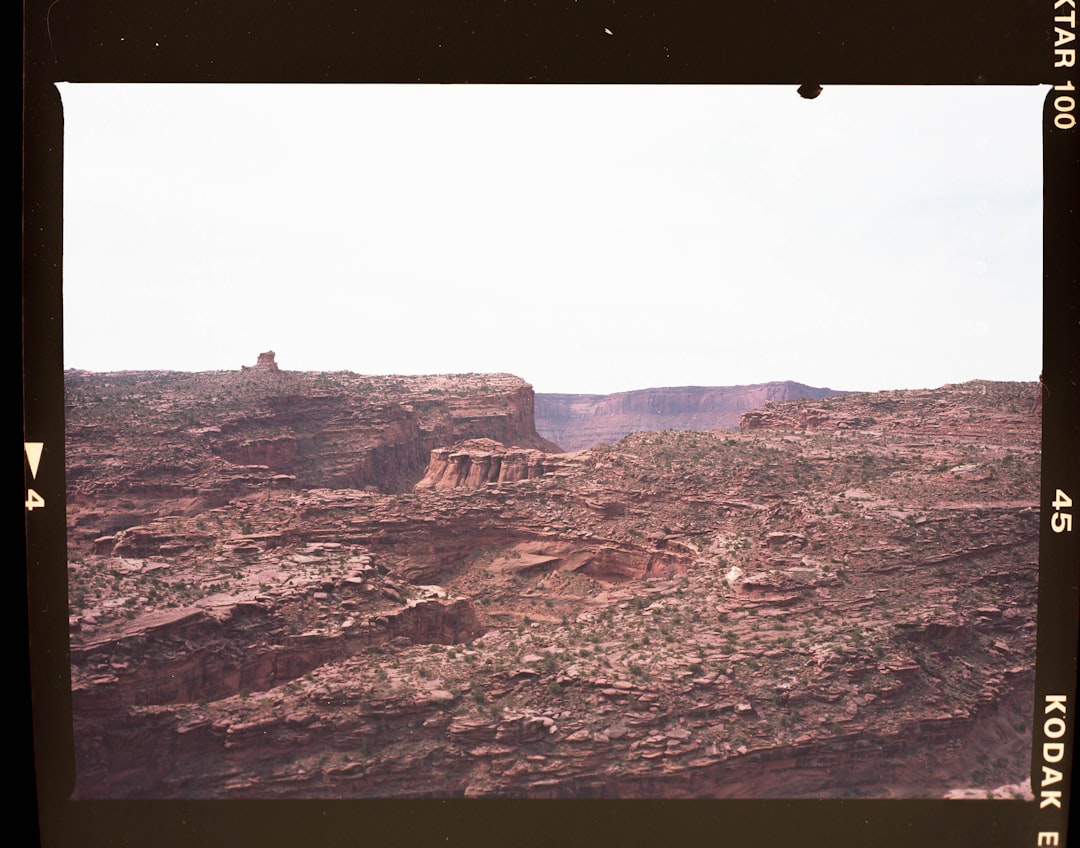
[67,378,1040,800]
[536,382,845,451]
[65,369,558,554]
[415,438,568,491]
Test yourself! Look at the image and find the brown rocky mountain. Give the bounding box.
[66,369,1040,799]
[535,382,846,451]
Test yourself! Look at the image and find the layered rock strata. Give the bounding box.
[535,382,845,451]
[67,377,1040,799]
[65,369,559,555]
[415,438,570,491]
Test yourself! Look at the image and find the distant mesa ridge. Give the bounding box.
[536,381,846,451]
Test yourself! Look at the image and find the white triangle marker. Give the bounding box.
[25,442,43,479]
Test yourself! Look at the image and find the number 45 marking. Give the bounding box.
[1051,489,1073,533]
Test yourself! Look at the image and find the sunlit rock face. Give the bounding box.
[415,439,567,491]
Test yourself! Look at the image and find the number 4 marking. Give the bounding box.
[1051,489,1072,533]
[25,488,45,511]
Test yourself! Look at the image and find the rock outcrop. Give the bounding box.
[64,369,559,556]
[250,351,280,372]
[415,438,568,491]
[66,376,1040,800]
[536,382,845,451]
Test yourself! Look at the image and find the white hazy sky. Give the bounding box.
[59,84,1043,394]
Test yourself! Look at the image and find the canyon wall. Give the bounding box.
[536,382,845,450]
[66,376,1041,800]
[65,369,558,554]
[415,438,568,491]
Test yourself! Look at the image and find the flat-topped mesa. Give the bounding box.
[536,382,845,451]
[64,370,561,552]
[415,438,566,490]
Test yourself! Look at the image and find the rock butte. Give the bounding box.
[66,367,1040,799]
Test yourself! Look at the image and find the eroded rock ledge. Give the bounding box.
[67,377,1040,800]
[65,370,561,553]
[415,438,570,490]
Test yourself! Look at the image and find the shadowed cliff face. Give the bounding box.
[535,382,846,451]
[64,369,558,551]
[67,375,1040,800]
